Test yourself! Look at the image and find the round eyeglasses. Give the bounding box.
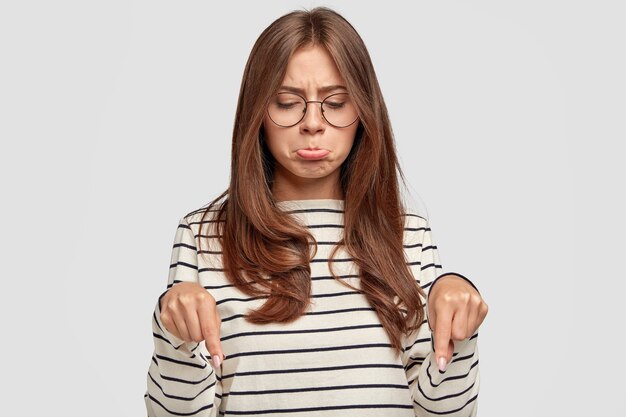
[267,92,359,128]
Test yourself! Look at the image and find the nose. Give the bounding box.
[300,101,326,133]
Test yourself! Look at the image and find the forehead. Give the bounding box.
[281,44,345,88]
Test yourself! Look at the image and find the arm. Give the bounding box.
[401,214,480,416]
[144,216,222,417]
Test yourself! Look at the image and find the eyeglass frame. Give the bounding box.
[266,91,360,128]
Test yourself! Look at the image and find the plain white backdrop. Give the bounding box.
[1,0,624,415]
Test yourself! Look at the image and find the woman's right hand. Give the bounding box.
[159,281,225,367]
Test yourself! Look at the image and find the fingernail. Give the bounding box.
[212,355,222,368]
[437,356,447,372]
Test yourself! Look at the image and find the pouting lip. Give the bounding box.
[296,148,330,160]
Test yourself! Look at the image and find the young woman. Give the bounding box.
[145,7,488,417]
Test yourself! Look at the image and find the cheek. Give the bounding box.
[264,136,281,160]
[337,129,358,157]
[262,119,281,154]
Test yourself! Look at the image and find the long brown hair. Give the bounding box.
[197,6,425,358]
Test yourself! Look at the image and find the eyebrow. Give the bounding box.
[278,84,348,94]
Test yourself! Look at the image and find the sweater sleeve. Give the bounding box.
[144,216,222,417]
[401,214,480,416]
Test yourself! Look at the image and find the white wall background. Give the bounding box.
[1,0,623,415]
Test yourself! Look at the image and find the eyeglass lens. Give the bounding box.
[267,93,358,127]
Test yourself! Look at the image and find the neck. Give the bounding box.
[271,168,343,201]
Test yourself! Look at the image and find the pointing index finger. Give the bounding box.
[197,298,224,364]
[433,308,453,372]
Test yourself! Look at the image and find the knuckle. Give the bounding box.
[206,294,217,306]
[179,293,195,304]
[451,329,466,340]
[442,291,470,305]
[448,290,468,301]
[201,323,214,338]
[441,293,454,303]
[198,291,216,307]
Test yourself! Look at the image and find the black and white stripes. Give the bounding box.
[145,199,479,416]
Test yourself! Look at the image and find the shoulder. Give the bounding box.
[182,204,221,222]
[179,199,227,235]
[402,207,430,246]
[402,206,429,232]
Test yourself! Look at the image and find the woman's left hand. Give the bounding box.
[427,274,488,372]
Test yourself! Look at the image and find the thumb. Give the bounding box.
[433,309,453,372]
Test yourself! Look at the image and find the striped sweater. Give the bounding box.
[144,199,480,416]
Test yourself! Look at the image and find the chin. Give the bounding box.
[297,163,337,176]
[292,170,329,179]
